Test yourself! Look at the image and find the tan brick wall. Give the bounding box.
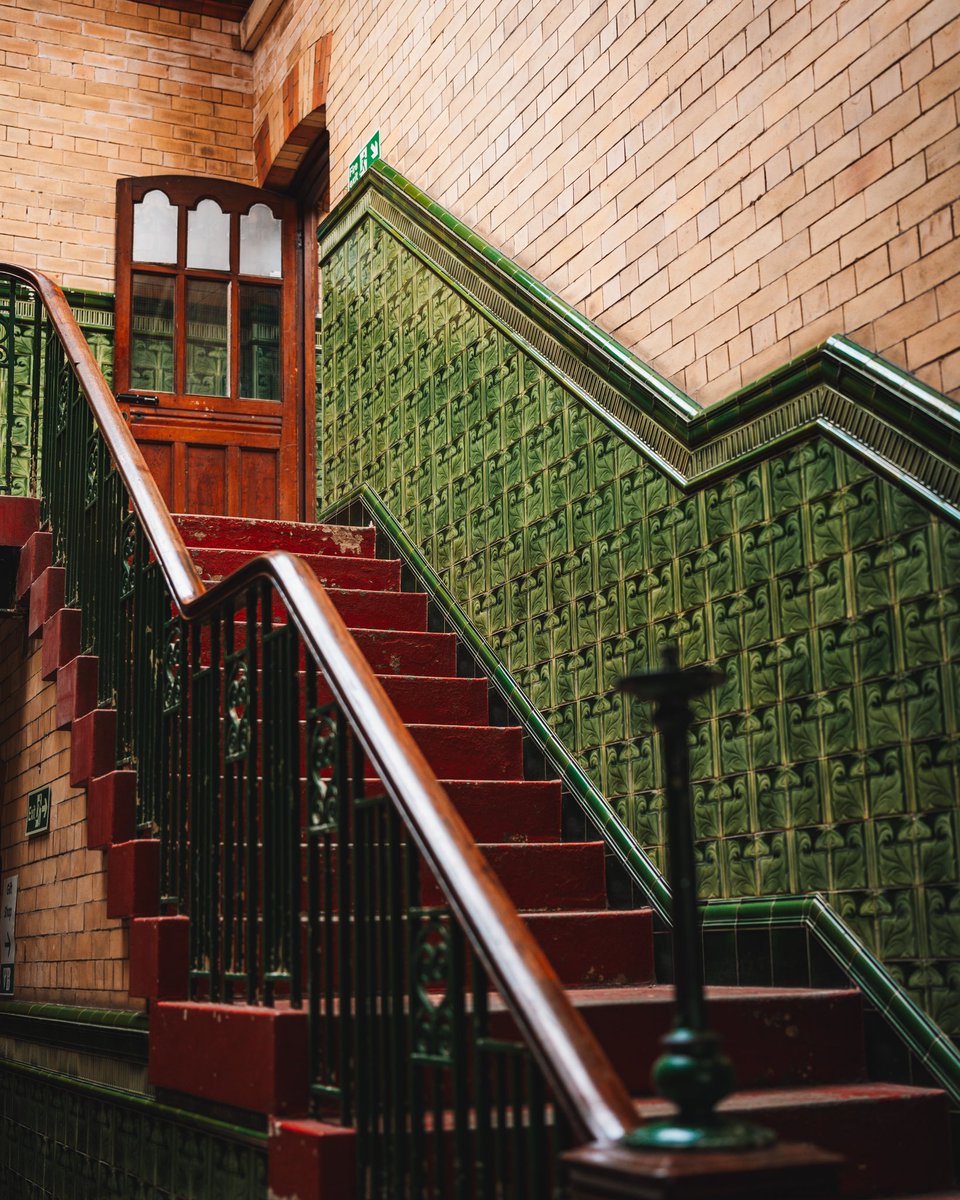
[0,0,255,291]
[0,617,139,1009]
[255,0,960,402]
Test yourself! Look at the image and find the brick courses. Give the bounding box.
[0,0,957,400]
[254,0,959,401]
[0,617,138,1008]
[0,0,254,291]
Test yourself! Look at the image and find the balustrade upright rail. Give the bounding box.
[0,263,648,1196]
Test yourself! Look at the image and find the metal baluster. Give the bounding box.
[472,959,493,1200]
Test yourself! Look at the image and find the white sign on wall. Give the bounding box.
[0,875,18,996]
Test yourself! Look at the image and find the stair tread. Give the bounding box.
[174,513,374,555]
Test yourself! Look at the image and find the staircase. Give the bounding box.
[168,510,957,1200]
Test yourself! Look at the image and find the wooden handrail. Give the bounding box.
[4,262,641,1147]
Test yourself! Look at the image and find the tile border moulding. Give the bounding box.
[318,163,960,525]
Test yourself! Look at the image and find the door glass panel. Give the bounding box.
[239,204,282,278]
[130,273,175,393]
[187,199,231,271]
[239,285,280,400]
[132,190,178,264]
[186,279,229,396]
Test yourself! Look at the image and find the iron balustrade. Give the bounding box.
[0,262,649,1197]
[0,280,44,499]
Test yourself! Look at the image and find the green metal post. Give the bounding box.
[618,644,775,1151]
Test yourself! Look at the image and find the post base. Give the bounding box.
[564,1139,842,1199]
[623,1116,777,1152]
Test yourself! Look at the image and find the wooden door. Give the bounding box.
[114,177,301,520]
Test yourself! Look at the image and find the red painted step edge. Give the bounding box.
[41,608,82,681]
[106,839,160,919]
[0,496,39,547]
[174,513,375,557]
[129,916,189,1000]
[87,770,137,849]
[28,566,65,637]
[268,1120,356,1200]
[149,1002,309,1116]
[15,529,52,600]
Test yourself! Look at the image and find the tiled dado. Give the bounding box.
[0,1061,267,1199]
[319,212,960,1035]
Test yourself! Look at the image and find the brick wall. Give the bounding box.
[0,1,957,402]
[0,0,255,291]
[255,0,960,402]
[0,617,138,1009]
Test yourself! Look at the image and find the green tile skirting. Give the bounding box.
[0,1058,267,1199]
[316,162,960,1052]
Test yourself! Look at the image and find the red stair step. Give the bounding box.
[404,723,524,780]
[28,565,65,636]
[15,529,52,600]
[440,780,562,843]
[423,841,607,912]
[174,513,375,557]
[327,587,427,631]
[0,496,39,547]
[41,607,82,680]
[318,675,488,726]
[352,778,561,844]
[635,1083,953,1199]
[149,1001,308,1115]
[522,910,655,986]
[542,986,865,1092]
[351,629,457,676]
[188,547,400,591]
[269,1120,355,1200]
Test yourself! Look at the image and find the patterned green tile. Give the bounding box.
[318,215,960,1034]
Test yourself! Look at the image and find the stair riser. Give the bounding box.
[422,842,607,911]
[399,724,525,781]
[493,989,865,1092]
[635,1089,953,1199]
[522,911,655,987]
[193,628,458,678]
[316,676,489,726]
[180,720,524,784]
[194,588,429,639]
[175,515,375,557]
[190,548,400,592]
[440,781,562,844]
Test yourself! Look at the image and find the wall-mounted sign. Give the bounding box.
[26,785,51,838]
[0,875,17,997]
[348,131,381,188]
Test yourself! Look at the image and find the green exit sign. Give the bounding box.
[26,786,51,838]
[348,131,381,188]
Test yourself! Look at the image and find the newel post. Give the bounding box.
[562,644,842,1198]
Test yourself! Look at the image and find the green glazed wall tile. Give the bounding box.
[319,213,960,1034]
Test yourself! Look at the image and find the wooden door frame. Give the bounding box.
[115,175,301,519]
